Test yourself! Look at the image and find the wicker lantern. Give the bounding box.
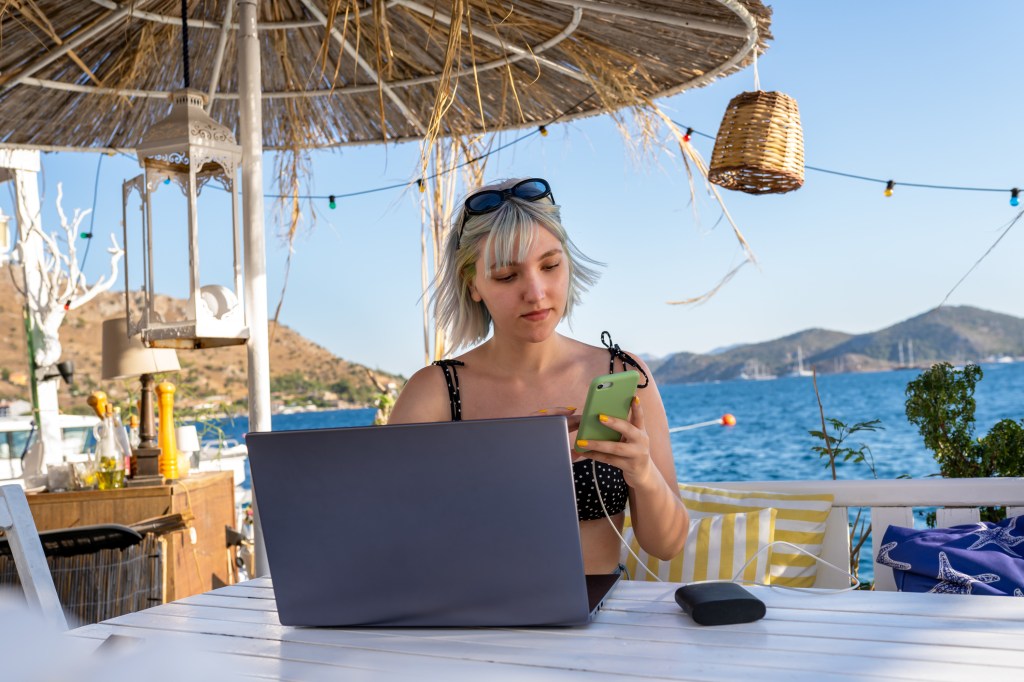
[708,90,804,194]
[121,89,248,349]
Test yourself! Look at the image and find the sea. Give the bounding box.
[205,361,1023,582]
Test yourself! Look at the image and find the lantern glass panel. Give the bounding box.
[146,178,191,301]
[194,176,237,294]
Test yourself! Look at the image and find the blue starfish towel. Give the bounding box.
[877,515,1024,596]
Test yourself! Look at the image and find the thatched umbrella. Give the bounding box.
[0,0,771,574]
[1,1,771,152]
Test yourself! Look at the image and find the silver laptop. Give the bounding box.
[246,416,620,627]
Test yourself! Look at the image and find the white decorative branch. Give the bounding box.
[15,182,124,369]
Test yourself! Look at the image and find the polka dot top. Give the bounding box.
[433,335,647,522]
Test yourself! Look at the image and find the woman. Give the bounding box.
[389,177,688,574]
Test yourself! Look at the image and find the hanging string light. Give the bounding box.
[222,111,1020,210]
[328,195,336,210]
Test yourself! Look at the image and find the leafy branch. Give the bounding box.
[808,418,884,480]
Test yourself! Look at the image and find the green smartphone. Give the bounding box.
[574,370,640,453]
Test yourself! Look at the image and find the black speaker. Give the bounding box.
[674,582,766,626]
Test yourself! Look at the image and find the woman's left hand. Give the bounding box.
[575,396,657,488]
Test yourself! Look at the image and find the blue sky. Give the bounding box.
[3,1,1022,378]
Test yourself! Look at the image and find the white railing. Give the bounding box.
[703,477,1024,590]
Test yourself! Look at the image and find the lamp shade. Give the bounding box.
[175,425,200,454]
[101,317,181,379]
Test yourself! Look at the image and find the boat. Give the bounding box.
[739,360,777,381]
[788,345,813,377]
[0,414,100,481]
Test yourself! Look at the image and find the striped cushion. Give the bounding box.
[621,508,776,584]
[679,484,834,588]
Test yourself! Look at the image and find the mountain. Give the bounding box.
[650,306,1024,384]
[0,266,404,414]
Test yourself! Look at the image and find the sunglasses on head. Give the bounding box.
[456,178,555,249]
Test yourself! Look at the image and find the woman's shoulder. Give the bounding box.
[388,364,453,424]
[575,332,658,388]
[569,333,651,366]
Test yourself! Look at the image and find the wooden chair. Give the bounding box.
[0,484,67,630]
[704,477,1024,589]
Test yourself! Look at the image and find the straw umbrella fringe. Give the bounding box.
[0,1,772,150]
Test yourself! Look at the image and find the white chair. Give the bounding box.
[0,484,67,630]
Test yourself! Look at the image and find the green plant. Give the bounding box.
[808,418,884,480]
[810,370,883,586]
[905,362,1024,479]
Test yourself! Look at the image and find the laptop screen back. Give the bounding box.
[246,416,593,626]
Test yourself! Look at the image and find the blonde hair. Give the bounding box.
[433,178,602,351]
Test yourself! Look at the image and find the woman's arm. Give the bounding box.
[577,357,688,559]
[387,366,452,425]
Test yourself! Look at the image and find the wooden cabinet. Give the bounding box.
[25,471,236,602]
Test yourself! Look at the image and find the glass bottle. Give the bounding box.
[128,414,141,448]
[112,406,133,479]
[95,405,126,490]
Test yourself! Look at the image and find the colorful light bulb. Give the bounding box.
[417,179,425,193]
[884,180,894,197]
[328,195,336,210]
[683,127,693,143]
[538,125,548,137]
[1011,188,1020,207]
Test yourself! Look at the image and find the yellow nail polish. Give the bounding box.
[598,414,609,423]
[565,406,576,411]
[634,395,640,404]
[538,409,548,413]
[576,439,588,448]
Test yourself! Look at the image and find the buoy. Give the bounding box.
[668,413,737,433]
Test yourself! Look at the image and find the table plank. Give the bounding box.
[79,608,1020,681]
[70,623,662,681]
[615,582,1024,620]
[65,579,1024,681]
[606,597,1024,634]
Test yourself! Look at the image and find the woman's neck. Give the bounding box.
[478,332,568,377]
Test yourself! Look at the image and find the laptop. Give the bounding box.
[245,416,620,627]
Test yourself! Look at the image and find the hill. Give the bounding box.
[650,306,1024,384]
[0,265,404,415]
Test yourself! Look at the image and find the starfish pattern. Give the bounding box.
[965,516,1024,556]
[876,541,912,570]
[928,551,1000,595]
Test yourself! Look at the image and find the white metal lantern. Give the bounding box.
[122,89,248,349]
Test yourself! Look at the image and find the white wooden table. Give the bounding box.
[67,578,1024,681]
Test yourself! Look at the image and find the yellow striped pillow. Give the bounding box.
[679,484,834,588]
[621,508,776,584]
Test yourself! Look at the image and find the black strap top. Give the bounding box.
[433,333,647,521]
